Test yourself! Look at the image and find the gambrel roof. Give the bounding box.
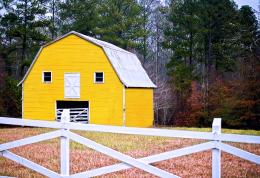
[18,31,156,88]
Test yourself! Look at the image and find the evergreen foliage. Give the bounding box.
[163,0,259,129]
[1,0,50,76]
[59,0,99,36]
[94,0,146,49]
[0,0,259,128]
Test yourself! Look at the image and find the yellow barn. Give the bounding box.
[18,31,156,127]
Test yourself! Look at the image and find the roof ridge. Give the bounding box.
[71,31,133,55]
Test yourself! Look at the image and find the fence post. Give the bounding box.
[60,109,70,176]
[212,118,221,178]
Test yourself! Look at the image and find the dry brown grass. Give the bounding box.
[0,127,259,178]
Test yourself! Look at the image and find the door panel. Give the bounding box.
[64,73,80,98]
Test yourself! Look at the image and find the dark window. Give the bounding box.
[56,101,89,108]
[95,72,104,83]
[43,72,52,82]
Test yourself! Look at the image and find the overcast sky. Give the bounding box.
[234,0,258,11]
[0,1,259,18]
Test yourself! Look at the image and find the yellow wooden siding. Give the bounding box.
[23,34,124,126]
[125,88,154,127]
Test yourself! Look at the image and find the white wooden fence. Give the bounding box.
[0,110,259,178]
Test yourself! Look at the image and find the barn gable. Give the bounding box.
[19,31,156,88]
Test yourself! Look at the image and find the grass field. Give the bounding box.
[0,126,259,178]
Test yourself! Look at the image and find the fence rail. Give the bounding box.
[0,110,259,178]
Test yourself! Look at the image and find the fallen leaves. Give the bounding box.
[0,127,259,178]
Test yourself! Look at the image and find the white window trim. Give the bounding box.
[94,72,104,84]
[64,72,80,99]
[42,71,52,83]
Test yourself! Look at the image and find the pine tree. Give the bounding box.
[48,0,59,39]
[94,0,146,50]
[200,0,240,121]
[1,0,50,76]
[239,5,259,55]
[201,0,240,72]
[163,0,205,122]
[163,0,244,126]
[231,5,260,129]
[58,0,99,36]
[138,0,156,62]
[163,0,203,93]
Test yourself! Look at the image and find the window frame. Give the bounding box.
[94,72,104,84]
[42,71,52,83]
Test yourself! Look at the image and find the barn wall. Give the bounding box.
[125,88,154,127]
[23,34,124,126]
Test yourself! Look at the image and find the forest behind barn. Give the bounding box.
[0,0,259,129]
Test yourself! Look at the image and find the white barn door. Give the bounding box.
[64,73,80,98]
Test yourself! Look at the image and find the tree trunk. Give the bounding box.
[51,0,55,40]
[21,0,28,76]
